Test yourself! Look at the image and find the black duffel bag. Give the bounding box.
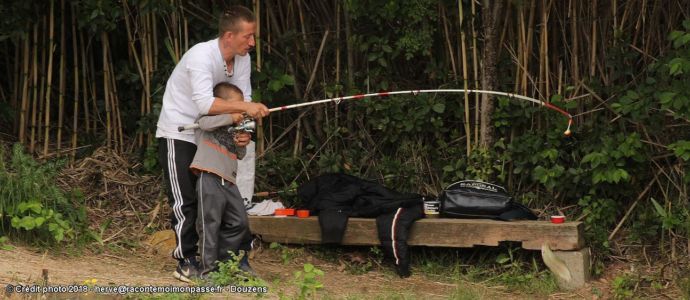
[439,180,537,220]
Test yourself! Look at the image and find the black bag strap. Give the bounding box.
[496,202,538,221]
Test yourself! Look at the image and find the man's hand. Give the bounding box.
[244,102,270,118]
[233,132,252,147]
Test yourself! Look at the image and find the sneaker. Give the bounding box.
[173,257,200,283]
[239,254,258,277]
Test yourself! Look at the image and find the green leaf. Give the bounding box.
[164,38,179,64]
[674,33,690,48]
[280,74,295,86]
[658,92,676,104]
[432,103,445,113]
[34,217,45,227]
[683,19,690,31]
[18,201,42,214]
[650,198,667,218]
[304,263,314,272]
[268,80,284,92]
[377,57,388,67]
[495,253,510,264]
[669,30,684,41]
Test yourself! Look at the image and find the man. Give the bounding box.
[155,5,268,282]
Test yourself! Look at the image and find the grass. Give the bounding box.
[408,244,558,295]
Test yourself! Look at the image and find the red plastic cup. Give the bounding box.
[274,208,287,217]
[296,210,310,218]
[284,208,295,216]
[550,215,565,224]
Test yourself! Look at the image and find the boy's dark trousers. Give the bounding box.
[196,172,252,276]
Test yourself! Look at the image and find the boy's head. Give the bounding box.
[213,82,243,102]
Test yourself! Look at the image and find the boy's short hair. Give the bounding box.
[213,82,243,101]
[219,5,255,36]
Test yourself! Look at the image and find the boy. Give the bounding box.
[187,82,255,280]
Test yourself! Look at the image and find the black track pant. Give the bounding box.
[197,172,252,276]
[158,138,198,260]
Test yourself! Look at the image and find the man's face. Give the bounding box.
[225,20,256,56]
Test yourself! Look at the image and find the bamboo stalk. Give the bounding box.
[88,38,99,131]
[123,0,147,147]
[102,32,112,149]
[43,1,56,158]
[254,0,264,156]
[569,0,580,91]
[254,0,262,72]
[71,2,79,162]
[79,30,91,134]
[612,0,617,46]
[440,4,458,82]
[471,0,480,146]
[514,3,525,93]
[30,24,39,153]
[334,0,341,133]
[37,17,48,154]
[590,0,598,77]
[459,0,471,156]
[110,51,124,153]
[57,0,66,154]
[19,36,30,146]
[153,6,158,70]
[522,0,536,95]
[11,36,21,133]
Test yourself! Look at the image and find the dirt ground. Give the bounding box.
[1,239,668,300]
[0,241,592,299]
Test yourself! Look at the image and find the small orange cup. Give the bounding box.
[284,208,295,216]
[550,215,565,224]
[274,208,287,217]
[296,210,310,218]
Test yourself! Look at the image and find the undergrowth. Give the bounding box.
[0,143,89,247]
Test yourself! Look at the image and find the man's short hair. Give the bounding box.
[213,82,243,100]
[219,5,255,36]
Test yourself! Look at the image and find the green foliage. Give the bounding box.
[10,200,73,242]
[578,196,618,251]
[0,236,14,251]
[252,61,296,104]
[0,1,46,42]
[649,198,686,231]
[291,263,324,300]
[680,276,690,300]
[209,251,267,291]
[143,138,160,173]
[611,274,636,299]
[74,0,122,33]
[270,242,302,265]
[345,0,437,60]
[0,144,87,245]
[581,133,643,184]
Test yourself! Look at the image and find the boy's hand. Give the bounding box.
[233,132,252,147]
[231,113,244,123]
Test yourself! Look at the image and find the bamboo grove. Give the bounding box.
[1,1,689,259]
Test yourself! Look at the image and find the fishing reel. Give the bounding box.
[228,114,256,134]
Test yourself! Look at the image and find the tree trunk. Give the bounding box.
[479,0,504,149]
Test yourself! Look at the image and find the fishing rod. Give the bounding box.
[179,89,574,136]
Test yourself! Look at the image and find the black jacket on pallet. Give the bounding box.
[298,173,424,277]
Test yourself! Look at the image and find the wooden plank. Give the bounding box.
[248,216,584,251]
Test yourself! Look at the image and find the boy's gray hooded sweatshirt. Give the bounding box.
[189,114,246,182]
